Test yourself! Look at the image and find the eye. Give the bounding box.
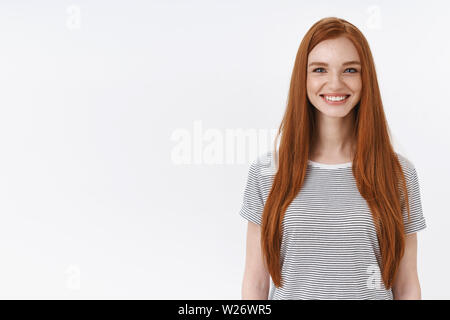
[344,68,358,73]
[312,67,325,73]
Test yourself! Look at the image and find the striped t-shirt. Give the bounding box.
[239,151,426,300]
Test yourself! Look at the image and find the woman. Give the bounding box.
[239,17,426,300]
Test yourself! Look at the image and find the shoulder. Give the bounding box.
[395,152,417,173]
[250,150,277,178]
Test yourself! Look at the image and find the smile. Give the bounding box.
[320,94,350,104]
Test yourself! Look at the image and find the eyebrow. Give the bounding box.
[308,60,361,67]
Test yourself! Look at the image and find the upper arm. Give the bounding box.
[239,154,272,295]
[397,156,426,234]
[242,221,270,290]
[392,232,421,298]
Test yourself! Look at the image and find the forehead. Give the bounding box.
[308,37,360,63]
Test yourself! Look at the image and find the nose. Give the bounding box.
[328,71,344,89]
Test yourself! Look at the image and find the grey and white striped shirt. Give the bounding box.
[239,151,426,300]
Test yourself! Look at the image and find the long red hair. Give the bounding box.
[261,17,412,290]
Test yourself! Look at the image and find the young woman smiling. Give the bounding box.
[240,17,426,300]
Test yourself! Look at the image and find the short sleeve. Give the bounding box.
[239,161,265,226]
[401,165,427,235]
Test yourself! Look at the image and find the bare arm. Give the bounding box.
[241,221,270,299]
[392,232,422,299]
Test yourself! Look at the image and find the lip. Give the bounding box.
[320,94,350,105]
[321,93,350,96]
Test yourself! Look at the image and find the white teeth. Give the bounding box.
[323,95,348,101]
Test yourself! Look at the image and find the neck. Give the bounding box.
[310,110,356,161]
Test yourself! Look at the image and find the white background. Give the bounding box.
[0,0,448,299]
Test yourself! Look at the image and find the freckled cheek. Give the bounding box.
[306,77,323,96]
[345,77,362,95]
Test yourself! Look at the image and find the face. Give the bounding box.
[306,36,362,118]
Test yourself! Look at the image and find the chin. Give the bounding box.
[314,100,358,117]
